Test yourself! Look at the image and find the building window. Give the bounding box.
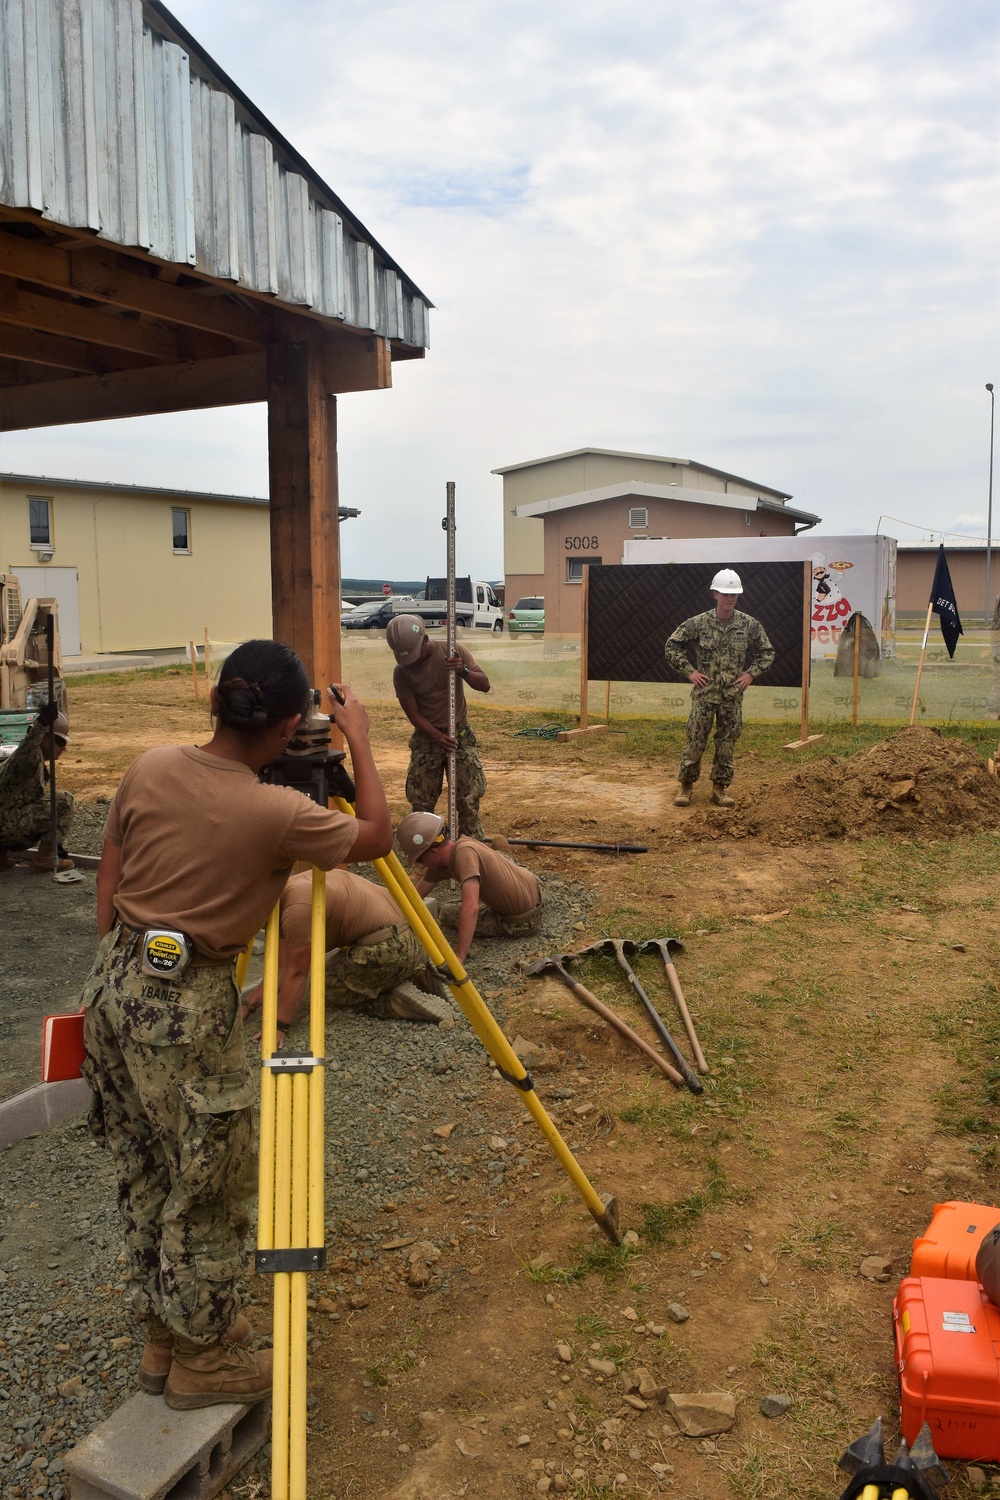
[566,557,601,582]
[28,497,52,547]
[628,507,648,529]
[172,508,191,553]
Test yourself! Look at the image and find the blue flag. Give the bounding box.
[930,545,963,659]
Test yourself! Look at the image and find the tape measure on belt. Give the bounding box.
[140,928,194,980]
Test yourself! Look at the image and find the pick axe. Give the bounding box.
[525,952,684,1086]
[576,938,702,1095]
[638,938,709,1075]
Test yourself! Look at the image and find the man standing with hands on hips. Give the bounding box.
[387,614,490,837]
[664,569,774,808]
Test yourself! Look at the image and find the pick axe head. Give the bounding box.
[523,953,576,978]
[638,937,685,962]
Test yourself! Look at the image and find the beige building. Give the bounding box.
[0,472,306,655]
[896,542,997,620]
[495,447,819,634]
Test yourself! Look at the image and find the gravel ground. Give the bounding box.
[0,868,591,1496]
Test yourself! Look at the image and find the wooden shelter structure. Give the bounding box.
[0,0,431,685]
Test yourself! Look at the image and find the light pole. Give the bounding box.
[988,383,995,624]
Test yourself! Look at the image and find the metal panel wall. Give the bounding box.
[0,0,430,343]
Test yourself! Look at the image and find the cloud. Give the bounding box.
[2,0,996,575]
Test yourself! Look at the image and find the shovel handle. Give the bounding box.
[618,966,703,1095]
[663,963,709,1074]
[556,971,684,1086]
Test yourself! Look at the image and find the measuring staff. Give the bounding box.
[79,639,392,1411]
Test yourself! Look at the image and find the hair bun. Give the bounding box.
[217,677,269,729]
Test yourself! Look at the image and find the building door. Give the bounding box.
[12,567,82,655]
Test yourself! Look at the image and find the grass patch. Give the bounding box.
[640,1158,727,1245]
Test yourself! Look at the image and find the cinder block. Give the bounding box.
[64,1392,270,1500]
[0,1078,92,1151]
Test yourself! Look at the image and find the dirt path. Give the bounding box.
[2,672,998,1500]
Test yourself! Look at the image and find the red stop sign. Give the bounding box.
[382,583,392,596]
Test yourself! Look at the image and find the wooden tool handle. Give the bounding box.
[565,975,683,1085]
[663,964,709,1074]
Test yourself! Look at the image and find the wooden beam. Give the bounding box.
[0,351,267,430]
[0,321,100,373]
[0,356,70,385]
[556,725,608,743]
[0,275,184,361]
[322,335,392,394]
[267,341,341,690]
[0,231,266,347]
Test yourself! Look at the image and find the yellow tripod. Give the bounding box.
[255,816,620,1497]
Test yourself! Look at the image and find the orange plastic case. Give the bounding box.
[894,1276,1000,1460]
[910,1201,1000,1281]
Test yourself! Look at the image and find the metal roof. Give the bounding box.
[493,447,793,500]
[513,480,819,529]
[0,471,360,518]
[0,0,431,347]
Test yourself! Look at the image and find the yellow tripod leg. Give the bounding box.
[333,800,619,1243]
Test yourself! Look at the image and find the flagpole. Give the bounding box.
[909,602,934,727]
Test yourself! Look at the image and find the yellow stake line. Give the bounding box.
[333,799,619,1243]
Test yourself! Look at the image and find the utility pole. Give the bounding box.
[987,383,995,624]
[445,481,457,835]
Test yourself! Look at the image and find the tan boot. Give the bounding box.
[32,839,74,873]
[139,1312,253,1395]
[164,1337,272,1411]
[673,783,692,807]
[710,784,735,807]
[384,981,453,1024]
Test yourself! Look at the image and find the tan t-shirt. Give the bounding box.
[280,869,401,949]
[104,745,359,961]
[392,641,479,730]
[426,837,540,917]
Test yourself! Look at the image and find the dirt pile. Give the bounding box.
[695,726,1000,843]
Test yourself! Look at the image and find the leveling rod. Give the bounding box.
[333,798,620,1244]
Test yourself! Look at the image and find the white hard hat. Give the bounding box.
[710,569,743,595]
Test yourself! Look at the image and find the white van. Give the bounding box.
[398,578,505,632]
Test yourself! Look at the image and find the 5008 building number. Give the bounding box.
[564,536,599,550]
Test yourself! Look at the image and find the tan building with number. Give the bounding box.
[495,447,819,634]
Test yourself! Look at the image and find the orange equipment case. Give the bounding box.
[894,1275,1000,1460]
[911,1200,1000,1281]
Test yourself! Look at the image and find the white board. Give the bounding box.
[12,567,81,655]
[622,535,897,659]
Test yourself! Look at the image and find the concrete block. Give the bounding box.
[0,1078,92,1151]
[64,1392,270,1500]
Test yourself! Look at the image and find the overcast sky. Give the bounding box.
[1,0,996,578]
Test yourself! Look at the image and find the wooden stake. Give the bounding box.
[188,641,200,701]
[909,601,934,726]
[783,560,823,750]
[851,613,861,727]
[579,564,590,732]
[604,680,611,723]
[203,627,212,683]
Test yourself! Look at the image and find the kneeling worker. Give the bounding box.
[386,614,490,838]
[241,868,452,1040]
[398,811,542,963]
[0,700,75,871]
[663,568,774,808]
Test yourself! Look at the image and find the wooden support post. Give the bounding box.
[579,564,590,731]
[783,560,823,751]
[267,342,342,692]
[188,641,200,701]
[604,680,611,723]
[852,614,861,727]
[203,627,212,683]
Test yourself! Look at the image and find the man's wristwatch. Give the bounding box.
[460,664,470,680]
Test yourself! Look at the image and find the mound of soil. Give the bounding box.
[696,727,1000,843]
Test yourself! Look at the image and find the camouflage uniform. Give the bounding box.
[664,609,775,790]
[325,925,434,1005]
[80,924,255,1347]
[434,899,542,941]
[0,717,74,851]
[406,725,487,838]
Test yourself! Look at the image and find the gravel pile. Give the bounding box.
[0,874,592,1492]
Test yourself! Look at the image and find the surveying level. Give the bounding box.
[837,1418,949,1500]
[259,695,356,806]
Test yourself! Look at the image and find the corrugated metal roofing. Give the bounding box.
[0,0,430,347]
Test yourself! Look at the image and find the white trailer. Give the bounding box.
[622,535,897,660]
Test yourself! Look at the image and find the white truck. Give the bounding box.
[394,577,504,632]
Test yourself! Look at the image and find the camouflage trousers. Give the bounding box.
[677,693,743,790]
[435,898,543,940]
[406,725,487,838]
[325,925,432,1005]
[80,925,255,1347]
[0,788,73,850]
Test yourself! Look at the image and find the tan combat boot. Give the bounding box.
[139,1312,254,1394]
[385,981,453,1024]
[710,784,735,807]
[164,1334,271,1410]
[673,783,692,807]
[32,838,74,873]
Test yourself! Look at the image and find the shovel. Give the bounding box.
[638,938,709,1075]
[577,938,703,1095]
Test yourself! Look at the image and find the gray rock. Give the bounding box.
[760,1393,791,1418]
[667,1303,689,1323]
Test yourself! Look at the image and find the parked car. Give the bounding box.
[342,596,414,631]
[507,596,544,636]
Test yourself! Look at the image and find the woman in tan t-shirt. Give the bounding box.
[80,639,392,1411]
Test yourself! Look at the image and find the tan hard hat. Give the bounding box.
[710,568,743,595]
[397,811,446,863]
[386,614,427,665]
[49,712,71,743]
